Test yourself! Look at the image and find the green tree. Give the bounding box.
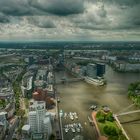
[103,125,118,136]
[49,134,55,140]
[106,112,114,122]
[96,111,106,123]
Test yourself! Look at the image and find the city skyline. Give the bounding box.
[0,0,140,41]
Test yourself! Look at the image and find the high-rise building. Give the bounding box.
[86,63,97,78]
[96,63,105,77]
[29,101,45,133]
[27,101,52,140]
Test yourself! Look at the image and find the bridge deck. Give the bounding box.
[116,110,140,117]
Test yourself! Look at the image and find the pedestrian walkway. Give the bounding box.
[91,111,108,140]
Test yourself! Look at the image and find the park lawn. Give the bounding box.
[97,120,119,136]
[97,120,127,140]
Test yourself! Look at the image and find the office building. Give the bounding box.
[96,63,105,77]
[27,101,52,140]
[86,63,97,78]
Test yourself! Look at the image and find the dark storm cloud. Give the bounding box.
[88,0,140,5]
[29,0,85,16]
[0,13,10,23]
[0,0,85,16]
[0,0,31,16]
[0,0,139,41]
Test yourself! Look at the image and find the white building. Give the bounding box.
[86,63,97,78]
[22,124,31,139]
[47,72,53,84]
[0,112,8,133]
[21,76,33,97]
[28,101,52,140]
[29,101,45,133]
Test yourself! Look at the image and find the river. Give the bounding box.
[55,65,140,140]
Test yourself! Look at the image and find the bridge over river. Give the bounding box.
[113,104,140,140]
[55,77,84,84]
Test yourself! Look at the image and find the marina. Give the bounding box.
[56,65,140,140]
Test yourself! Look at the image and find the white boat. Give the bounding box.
[84,76,105,86]
[76,127,80,133]
[65,128,69,133]
[71,128,75,133]
[74,112,78,119]
[70,115,74,120]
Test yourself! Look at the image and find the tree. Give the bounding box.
[103,125,118,136]
[0,99,6,108]
[96,111,106,123]
[49,134,55,140]
[106,112,114,122]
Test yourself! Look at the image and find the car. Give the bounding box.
[78,123,82,128]
[89,105,97,110]
[64,113,67,119]
[57,97,60,103]
[65,128,69,133]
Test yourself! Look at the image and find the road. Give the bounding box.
[5,117,19,140]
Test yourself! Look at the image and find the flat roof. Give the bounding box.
[22,125,30,131]
[0,112,7,116]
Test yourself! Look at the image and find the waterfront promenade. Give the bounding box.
[91,111,107,140]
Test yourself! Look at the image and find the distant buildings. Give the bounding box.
[34,69,48,89]
[118,63,140,72]
[32,88,55,109]
[87,64,97,79]
[65,61,105,79]
[21,76,33,97]
[0,87,15,119]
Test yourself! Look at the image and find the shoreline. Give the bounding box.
[91,111,108,140]
[91,111,130,140]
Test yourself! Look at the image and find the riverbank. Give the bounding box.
[92,109,128,140]
[128,81,140,106]
[92,111,107,140]
[56,66,140,140]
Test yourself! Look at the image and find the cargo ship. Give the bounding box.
[84,76,106,86]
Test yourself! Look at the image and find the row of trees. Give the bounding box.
[128,82,140,106]
[12,67,27,135]
[96,111,114,123]
[0,99,7,108]
[13,66,27,113]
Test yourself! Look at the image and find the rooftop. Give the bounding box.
[22,125,30,131]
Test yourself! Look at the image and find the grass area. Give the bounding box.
[98,121,118,135]
[0,99,7,108]
[12,66,27,113]
[128,81,140,107]
[24,98,29,108]
[0,55,22,64]
[96,110,127,140]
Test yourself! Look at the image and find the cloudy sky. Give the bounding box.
[0,0,140,41]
